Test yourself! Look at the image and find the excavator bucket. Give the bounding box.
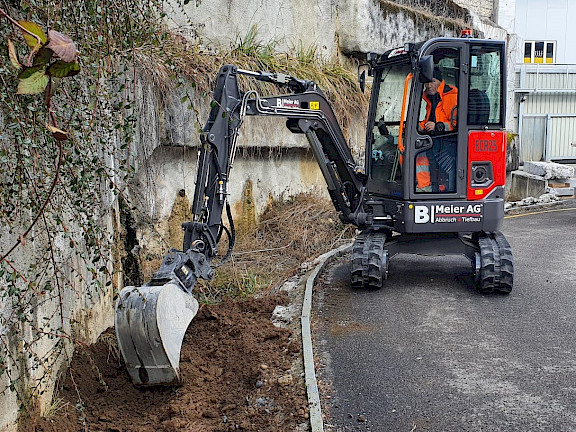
[115,283,199,386]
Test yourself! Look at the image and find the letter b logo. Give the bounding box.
[414,206,429,224]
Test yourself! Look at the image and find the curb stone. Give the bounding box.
[301,243,352,432]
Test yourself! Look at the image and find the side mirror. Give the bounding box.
[419,55,434,83]
[359,70,366,93]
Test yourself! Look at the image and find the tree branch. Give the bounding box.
[0,8,44,66]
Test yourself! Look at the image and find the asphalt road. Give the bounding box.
[313,204,576,432]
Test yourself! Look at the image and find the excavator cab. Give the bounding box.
[115,34,513,386]
[350,36,511,291]
[365,38,505,205]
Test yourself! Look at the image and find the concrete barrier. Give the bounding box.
[506,170,547,202]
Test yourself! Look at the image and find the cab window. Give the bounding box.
[415,47,460,194]
[369,63,412,187]
[468,45,503,125]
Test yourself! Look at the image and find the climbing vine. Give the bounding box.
[0,0,197,416]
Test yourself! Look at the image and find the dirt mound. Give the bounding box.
[20,294,307,432]
[20,193,350,431]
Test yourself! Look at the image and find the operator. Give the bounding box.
[418,67,458,192]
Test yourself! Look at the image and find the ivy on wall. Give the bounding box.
[0,0,189,414]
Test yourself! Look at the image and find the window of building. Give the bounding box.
[524,41,556,64]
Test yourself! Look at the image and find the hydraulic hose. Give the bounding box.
[213,201,236,268]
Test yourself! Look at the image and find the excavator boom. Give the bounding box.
[115,65,366,385]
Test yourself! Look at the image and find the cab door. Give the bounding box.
[464,42,507,201]
[365,59,414,198]
[405,41,467,200]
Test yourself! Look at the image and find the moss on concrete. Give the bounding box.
[168,189,192,250]
[235,179,257,234]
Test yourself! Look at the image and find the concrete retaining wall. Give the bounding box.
[453,0,494,18]
[168,0,488,58]
[0,188,118,431]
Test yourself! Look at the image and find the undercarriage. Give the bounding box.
[351,230,514,294]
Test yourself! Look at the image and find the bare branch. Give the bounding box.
[0,138,63,263]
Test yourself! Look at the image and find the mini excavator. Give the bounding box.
[116,32,513,385]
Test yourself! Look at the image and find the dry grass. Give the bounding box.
[133,26,367,131]
[378,0,473,33]
[43,397,69,419]
[195,193,354,303]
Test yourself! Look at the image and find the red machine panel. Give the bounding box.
[467,131,507,201]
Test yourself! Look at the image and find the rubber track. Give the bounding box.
[494,232,514,293]
[351,232,387,290]
[350,233,367,289]
[477,232,514,294]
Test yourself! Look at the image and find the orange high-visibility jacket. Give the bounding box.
[419,81,458,132]
[415,154,431,192]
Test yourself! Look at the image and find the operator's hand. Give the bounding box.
[424,121,436,132]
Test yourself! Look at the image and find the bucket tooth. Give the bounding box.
[115,283,199,386]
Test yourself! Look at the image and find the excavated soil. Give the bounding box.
[19,193,352,432]
[20,293,308,432]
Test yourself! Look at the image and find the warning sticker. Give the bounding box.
[310,101,320,110]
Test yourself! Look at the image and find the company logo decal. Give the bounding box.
[276,98,300,108]
[388,47,406,58]
[414,204,483,224]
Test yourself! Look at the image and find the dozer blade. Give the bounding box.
[115,283,199,386]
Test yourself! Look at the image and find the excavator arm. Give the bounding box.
[115,64,366,386]
[189,65,365,259]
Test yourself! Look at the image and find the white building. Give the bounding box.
[499,0,576,162]
[514,0,576,64]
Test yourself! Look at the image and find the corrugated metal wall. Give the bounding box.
[549,116,576,158]
[516,64,576,161]
[520,116,546,161]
